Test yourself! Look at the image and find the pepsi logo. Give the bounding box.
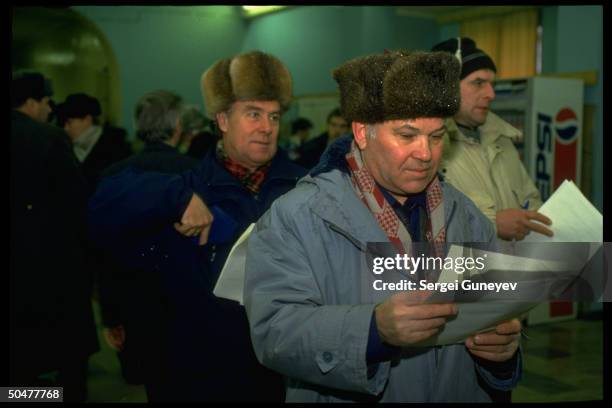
[555,108,578,144]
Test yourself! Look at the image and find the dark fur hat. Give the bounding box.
[201,50,292,118]
[332,51,461,124]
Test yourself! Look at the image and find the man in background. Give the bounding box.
[297,107,349,169]
[431,37,553,242]
[283,117,313,161]
[10,71,99,402]
[56,92,132,192]
[98,89,200,391]
[87,51,306,402]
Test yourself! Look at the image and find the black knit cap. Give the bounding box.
[431,37,497,80]
[55,93,101,125]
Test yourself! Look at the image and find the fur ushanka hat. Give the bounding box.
[201,50,292,118]
[332,50,461,124]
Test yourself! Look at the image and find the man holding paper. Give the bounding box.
[244,50,522,402]
[88,51,305,401]
[432,37,553,241]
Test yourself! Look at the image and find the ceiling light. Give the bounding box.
[242,6,287,18]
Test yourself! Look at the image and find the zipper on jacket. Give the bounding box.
[434,345,441,367]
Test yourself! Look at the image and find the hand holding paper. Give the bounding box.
[465,318,521,363]
[375,291,457,346]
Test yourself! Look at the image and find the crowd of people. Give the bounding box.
[11,37,556,402]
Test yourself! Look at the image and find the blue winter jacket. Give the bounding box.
[244,135,522,402]
[88,147,305,400]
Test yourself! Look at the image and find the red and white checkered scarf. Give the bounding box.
[345,141,446,257]
[216,140,271,194]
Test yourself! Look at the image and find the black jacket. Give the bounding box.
[10,110,99,379]
[96,142,200,386]
[296,131,330,169]
[80,124,132,193]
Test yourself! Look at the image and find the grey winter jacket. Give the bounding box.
[244,139,521,402]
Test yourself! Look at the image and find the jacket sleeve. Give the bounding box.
[474,348,523,391]
[244,202,391,396]
[87,168,195,249]
[518,164,544,211]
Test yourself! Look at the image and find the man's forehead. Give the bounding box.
[462,69,496,82]
[329,116,347,124]
[384,117,446,130]
[232,99,280,112]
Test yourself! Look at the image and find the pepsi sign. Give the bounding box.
[553,108,579,188]
[535,107,580,201]
[535,112,553,201]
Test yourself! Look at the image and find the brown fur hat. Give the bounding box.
[201,50,292,118]
[332,50,461,124]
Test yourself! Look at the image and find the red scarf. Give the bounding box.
[216,141,271,194]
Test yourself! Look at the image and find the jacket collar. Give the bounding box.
[310,134,352,177]
[142,141,179,153]
[446,112,522,145]
[203,147,305,187]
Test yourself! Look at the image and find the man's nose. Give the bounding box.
[259,116,273,133]
[413,135,432,161]
[484,82,496,101]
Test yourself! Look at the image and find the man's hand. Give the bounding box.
[465,318,521,362]
[496,208,553,241]
[103,325,126,351]
[375,291,458,346]
[173,193,214,245]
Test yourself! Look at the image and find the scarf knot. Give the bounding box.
[216,140,271,194]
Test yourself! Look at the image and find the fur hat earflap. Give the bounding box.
[332,51,461,124]
[201,50,292,118]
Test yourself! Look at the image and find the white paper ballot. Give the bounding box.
[518,179,603,267]
[212,223,254,305]
[524,179,603,243]
[422,244,572,346]
[424,180,604,346]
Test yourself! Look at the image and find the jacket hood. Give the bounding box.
[309,134,353,177]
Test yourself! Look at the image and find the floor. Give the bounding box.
[84,302,603,403]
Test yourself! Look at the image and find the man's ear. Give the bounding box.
[352,121,368,150]
[216,112,228,133]
[22,98,38,116]
[168,118,183,146]
[174,117,183,137]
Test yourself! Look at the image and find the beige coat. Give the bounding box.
[440,112,542,231]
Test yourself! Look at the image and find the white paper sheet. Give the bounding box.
[524,179,603,243]
[421,244,572,346]
[423,180,604,345]
[212,223,254,305]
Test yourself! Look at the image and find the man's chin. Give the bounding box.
[400,177,436,194]
[249,152,275,167]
